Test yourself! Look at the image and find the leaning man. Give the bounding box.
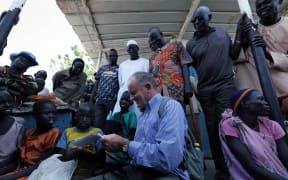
[89,72,189,180]
[0,51,38,101]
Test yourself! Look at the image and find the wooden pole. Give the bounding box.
[177,0,200,40]
[188,98,202,145]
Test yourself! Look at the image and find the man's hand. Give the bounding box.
[236,13,248,32]
[100,134,129,152]
[250,32,273,63]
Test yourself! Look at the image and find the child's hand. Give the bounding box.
[59,148,80,161]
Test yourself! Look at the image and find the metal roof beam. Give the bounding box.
[80,0,106,65]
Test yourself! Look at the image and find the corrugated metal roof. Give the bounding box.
[56,0,288,68]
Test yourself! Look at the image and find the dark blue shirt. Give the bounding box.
[186,27,234,94]
[95,65,119,102]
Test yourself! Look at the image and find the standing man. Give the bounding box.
[113,40,149,119]
[186,6,241,180]
[234,0,288,115]
[97,72,188,180]
[148,27,193,110]
[93,49,119,128]
[52,58,87,108]
[0,51,38,100]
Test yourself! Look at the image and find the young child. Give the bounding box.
[34,70,49,95]
[0,99,61,179]
[110,91,137,140]
[56,102,105,179]
[0,90,24,175]
[106,91,137,165]
[35,78,49,95]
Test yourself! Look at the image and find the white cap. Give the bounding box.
[126,40,138,47]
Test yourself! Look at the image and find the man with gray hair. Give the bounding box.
[97,72,189,180]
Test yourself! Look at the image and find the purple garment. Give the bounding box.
[220,109,288,179]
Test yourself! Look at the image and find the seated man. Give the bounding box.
[0,51,38,103]
[52,58,87,108]
[220,89,288,179]
[94,72,188,180]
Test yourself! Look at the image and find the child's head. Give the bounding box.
[75,102,94,130]
[120,91,133,111]
[35,78,45,92]
[34,70,47,80]
[33,100,57,130]
[0,90,13,115]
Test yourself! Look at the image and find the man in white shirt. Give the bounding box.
[112,40,149,119]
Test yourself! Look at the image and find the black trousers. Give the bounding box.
[93,100,116,129]
[197,87,234,172]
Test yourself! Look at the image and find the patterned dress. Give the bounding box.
[149,41,192,102]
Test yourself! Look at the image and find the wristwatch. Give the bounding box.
[122,142,129,153]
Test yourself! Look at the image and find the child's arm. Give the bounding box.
[58,146,84,162]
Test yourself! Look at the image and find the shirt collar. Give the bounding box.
[74,127,92,132]
[193,26,216,39]
[146,93,162,111]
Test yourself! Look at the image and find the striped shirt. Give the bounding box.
[128,93,189,179]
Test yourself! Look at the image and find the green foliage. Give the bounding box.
[49,45,97,79]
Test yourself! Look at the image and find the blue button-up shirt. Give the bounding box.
[128,93,189,179]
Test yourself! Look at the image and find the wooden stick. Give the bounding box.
[188,98,202,145]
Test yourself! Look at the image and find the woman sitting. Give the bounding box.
[220,88,288,180]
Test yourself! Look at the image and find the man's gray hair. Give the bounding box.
[131,72,157,88]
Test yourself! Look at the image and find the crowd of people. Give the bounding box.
[0,0,287,179]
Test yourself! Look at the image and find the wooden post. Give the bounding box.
[188,98,202,145]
